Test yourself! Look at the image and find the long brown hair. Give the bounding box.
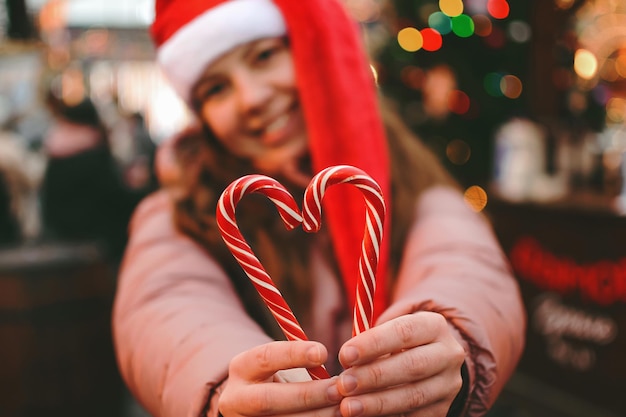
[170,96,457,334]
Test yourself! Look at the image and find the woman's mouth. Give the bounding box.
[266,114,290,135]
[259,108,302,147]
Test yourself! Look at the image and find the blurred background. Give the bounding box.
[0,0,624,416]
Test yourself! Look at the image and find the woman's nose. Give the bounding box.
[234,72,272,115]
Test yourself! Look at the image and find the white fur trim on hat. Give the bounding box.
[157,0,286,104]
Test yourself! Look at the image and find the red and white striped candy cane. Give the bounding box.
[216,174,330,380]
[302,165,386,336]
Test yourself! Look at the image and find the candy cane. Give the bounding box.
[216,175,330,380]
[302,165,386,336]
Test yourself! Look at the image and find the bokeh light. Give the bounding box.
[567,90,587,114]
[487,0,510,20]
[421,28,443,51]
[615,55,626,78]
[464,186,488,212]
[429,12,452,35]
[554,0,575,10]
[599,59,619,82]
[508,20,532,43]
[606,97,626,124]
[451,14,475,38]
[484,72,504,97]
[446,139,472,165]
[400,66,425,89]
[500,75,523,99]
[398,27,423,52]
[472,14,492,37]
[574,49,598,80]
[448,90,471,114]
[484,26,506,48]
[439,0,463,17]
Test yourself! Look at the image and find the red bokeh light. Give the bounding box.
[487,0,510,20]
[448,90,471,114]
[421,28,443,52]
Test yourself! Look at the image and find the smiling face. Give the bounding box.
[192,37,309,181]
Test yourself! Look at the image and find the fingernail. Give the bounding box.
[327,383,342,401]
[346,399,364,417]
[307,345,322,363]
[341,346,359,365]
[339,374,358,394]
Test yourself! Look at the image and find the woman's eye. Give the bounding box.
[256,42,286,63]
[256,48,276,62]
[200,83,226,100]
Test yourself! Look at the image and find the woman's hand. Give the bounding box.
[336,312,465,417]
[218,341,343,417]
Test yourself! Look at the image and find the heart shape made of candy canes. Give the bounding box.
[216,165,386,380]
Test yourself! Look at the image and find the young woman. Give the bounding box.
[113,1,525,417]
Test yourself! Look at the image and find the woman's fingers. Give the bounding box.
[219,341,342,417]
[223,376,342,416]
[337,341,464,395]
[339,372,462,417]
[339,312,450,368]
[229,341,328,382]
[335,312,466,417]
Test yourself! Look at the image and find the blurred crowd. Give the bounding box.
[0,89,158,262]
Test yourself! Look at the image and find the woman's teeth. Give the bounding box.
[266,115,289,133]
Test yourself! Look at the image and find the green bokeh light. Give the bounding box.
[429,12,452,35]
[451,14,475,38]
[484,72,504,97]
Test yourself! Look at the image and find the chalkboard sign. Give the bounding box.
[487,197,626,416]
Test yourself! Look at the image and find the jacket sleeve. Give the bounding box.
[112,191,272,417]
[376,186,526,417]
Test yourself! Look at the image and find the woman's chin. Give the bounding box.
[253,154,311,189]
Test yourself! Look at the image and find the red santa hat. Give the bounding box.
[151,0,392,321]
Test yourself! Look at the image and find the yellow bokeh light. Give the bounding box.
[439,0,463,17]
[574,49,598,80]
[397,27,423,52]
[464,186,488,212]
[606,97,626,124]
